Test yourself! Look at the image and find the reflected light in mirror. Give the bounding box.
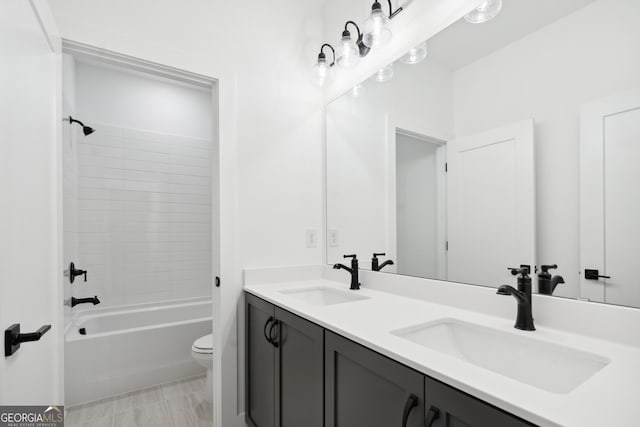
[400,41,428,65]
[464,0,503,24]
[374,64,394,83]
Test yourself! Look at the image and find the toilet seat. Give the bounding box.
[192,334,213,354]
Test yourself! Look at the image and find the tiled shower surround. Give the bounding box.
[73,124,212,306]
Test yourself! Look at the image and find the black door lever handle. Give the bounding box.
[585,269,611,280]
[5,323,51,357]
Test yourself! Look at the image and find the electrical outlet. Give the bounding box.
[328,229,339,247]
[306,229,318,248]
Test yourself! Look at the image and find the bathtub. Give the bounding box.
[65,297,212,406]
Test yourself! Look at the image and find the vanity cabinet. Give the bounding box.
[424,376,534,427]
[245,293,324,427]
[325,331,424,427]
[245,291,536,427]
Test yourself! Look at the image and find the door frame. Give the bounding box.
[579,88,640,303]
[60,39,231,426]
[385,115,448,277]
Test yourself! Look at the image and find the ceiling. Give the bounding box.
[427,0,598,70]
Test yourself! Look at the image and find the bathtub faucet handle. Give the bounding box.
[68,262,88,284]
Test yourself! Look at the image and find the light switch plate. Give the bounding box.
[328,229,339,247]
[306,229,318,248]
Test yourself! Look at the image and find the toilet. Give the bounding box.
[192,334,213,403]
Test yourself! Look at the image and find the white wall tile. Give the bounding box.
[74,123,212,307]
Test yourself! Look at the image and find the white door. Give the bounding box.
[447,119,536,288]
[580,89,640,307]
[0,1,63,405]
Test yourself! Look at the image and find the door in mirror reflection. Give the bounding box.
[447,120,536,288]
[395,131,446,279]
[580,89,640,308]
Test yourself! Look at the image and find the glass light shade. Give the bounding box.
[464,0,503,24]
[362,8,392,49]
[374,64,393,83]
[400,42,428,65]
[337,34,360,68]
[314,57,329,86]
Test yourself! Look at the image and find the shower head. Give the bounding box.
[68,116,95,136]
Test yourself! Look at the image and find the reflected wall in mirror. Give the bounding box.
[326,0,640,308]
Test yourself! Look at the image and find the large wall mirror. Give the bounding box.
[326,0,640,308]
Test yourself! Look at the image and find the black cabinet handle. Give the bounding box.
[585,269,611,280]
[263,317,274,345]
[402,394,419,427]
[268,320,279,348]
[5,323,51,357]
[425,405,440,427]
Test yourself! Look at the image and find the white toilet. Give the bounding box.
[192,334,213,404]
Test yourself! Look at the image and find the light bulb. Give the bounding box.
[362,5,392,49]
[400,41,428,65]
[374,64,393,83]
[314,55,329,86]
[337,31,360,68]
[464,0,503,24]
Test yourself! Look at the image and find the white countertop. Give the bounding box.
[245,278,640,427]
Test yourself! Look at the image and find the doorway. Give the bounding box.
[395,129,447,279]
[61,41,220,425]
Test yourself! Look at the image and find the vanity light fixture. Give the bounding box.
[362,0,403,49]
[374,63,394,83]
[464,0,503,24]
[315,43,335,86]
[337,21,369,68]
[400,41,427,65]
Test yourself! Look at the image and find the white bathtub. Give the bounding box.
[65,297,212,406]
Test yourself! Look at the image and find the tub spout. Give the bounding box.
[71,296,100,308]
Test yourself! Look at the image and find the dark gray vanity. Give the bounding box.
[245,291,534,427]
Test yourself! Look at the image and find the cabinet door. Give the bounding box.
[424,376,535,427]
[246,293,276,427]
[325,331,424,427]
[274,307,324,427]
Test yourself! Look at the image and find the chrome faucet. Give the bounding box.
[333,254,361,290]
[497,267,535,331]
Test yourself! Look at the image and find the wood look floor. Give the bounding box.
[65,376,212,427]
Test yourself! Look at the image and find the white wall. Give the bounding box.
[396,134,439,278]
[50,1,325,423]
[453,0,640,298]
[76,62,212,139]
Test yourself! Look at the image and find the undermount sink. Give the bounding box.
[392,319,609,394]
[278,286,370,307]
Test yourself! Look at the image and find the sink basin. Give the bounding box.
[278,286,369,307]
[392,319,609,394]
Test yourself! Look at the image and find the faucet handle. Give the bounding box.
[372,252,386,258]
[343,254,357,259]
[508,265,530,277]
[540,264,558,273]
